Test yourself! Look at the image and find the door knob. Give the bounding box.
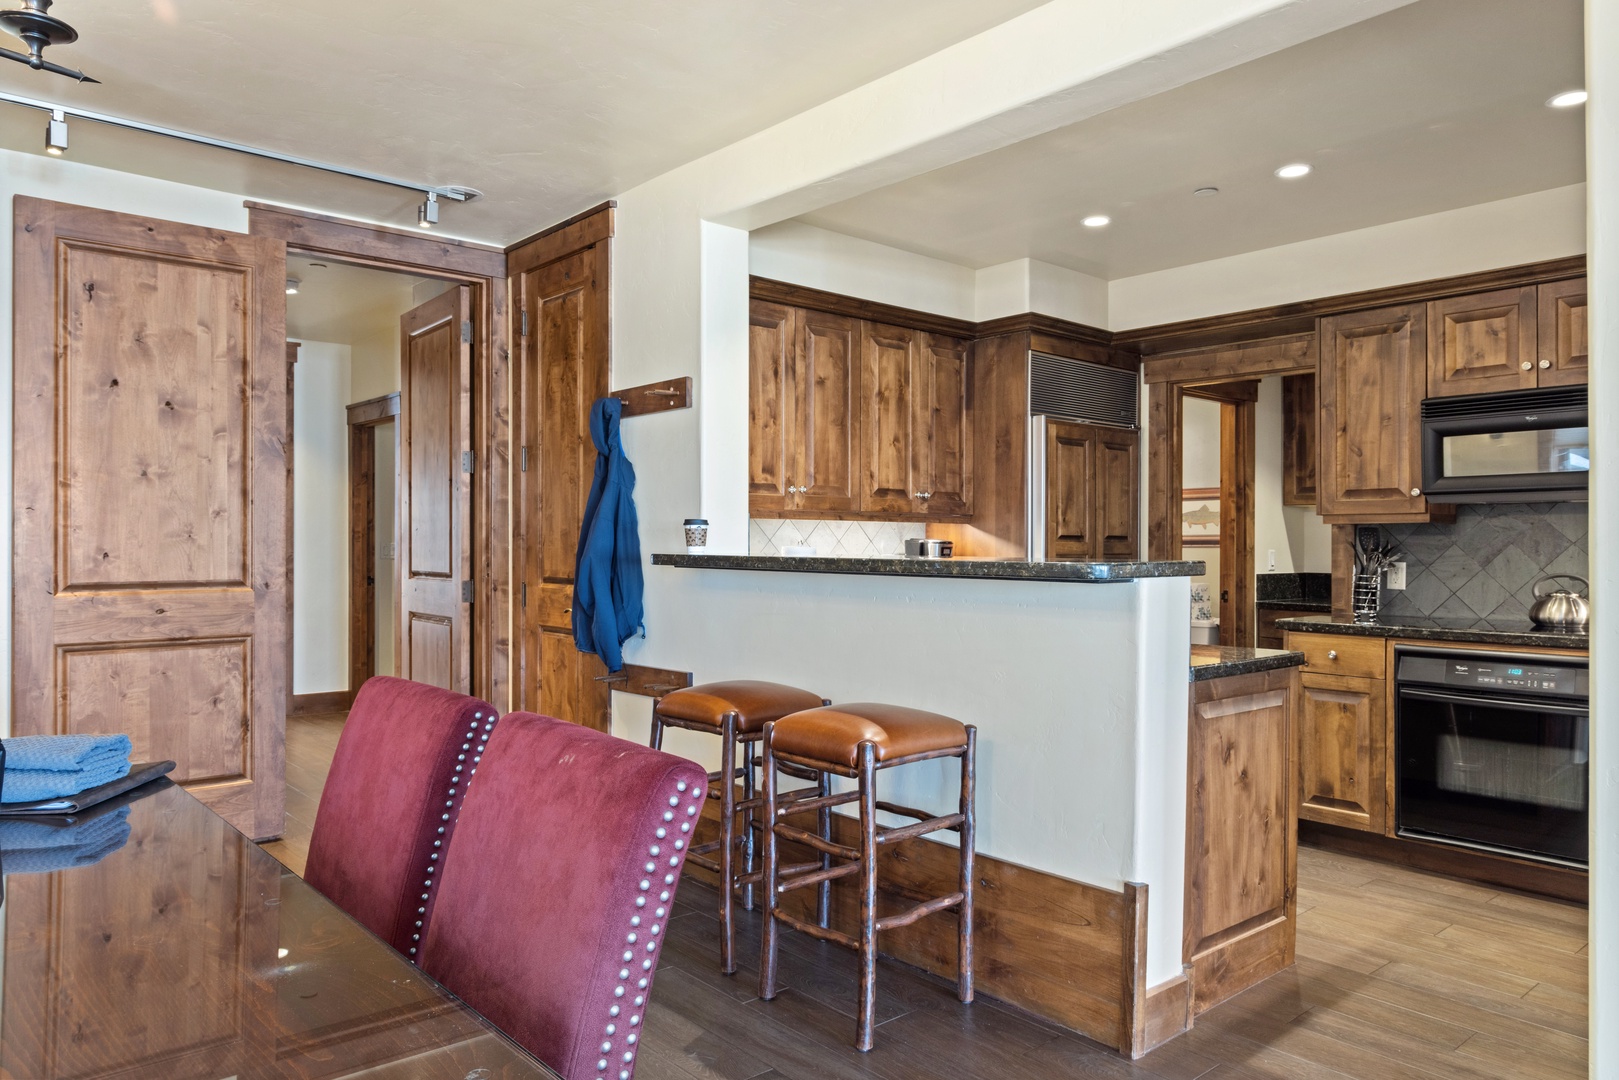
[1539,360,1551,369]
[1521,361,1533,371]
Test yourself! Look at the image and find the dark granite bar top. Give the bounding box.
[1189,645,1306,682]
[1255,599,1332,613]
[1276,614,1588,651]
[652,553,1205,582]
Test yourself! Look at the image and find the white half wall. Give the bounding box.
[1110,183,1588,330]
[0,150,251,737]
[291,341,353,695]
[749,221,975,319]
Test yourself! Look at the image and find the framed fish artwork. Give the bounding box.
[1181,487,1221,546]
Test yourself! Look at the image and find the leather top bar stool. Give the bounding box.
[758,703,976,1051]
[651,680,828,974]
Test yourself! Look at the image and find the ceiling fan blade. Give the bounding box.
[0,43,97,82]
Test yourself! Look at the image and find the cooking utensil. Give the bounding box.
[1528,574,1589,629]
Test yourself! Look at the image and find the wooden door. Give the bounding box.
[11,197,287,839]
[396,287,473,693]
[513,243,612,730]
[1537,278,1589,387]
[793,309,859,513]
[1318,304,1429,521]
[1426,287,1536,397]
[748,300,794,513]
[913,332,973,517]
[1044,420,1096,560]
[1094,427,1139,561]
[859,321,920,514]
[1296,673,1385,832]
[1280,374,1317,507]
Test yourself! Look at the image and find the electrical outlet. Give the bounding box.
[1386,560,1407,590]
[1267,549,1277,572]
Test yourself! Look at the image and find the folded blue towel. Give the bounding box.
[0,808,131,873]
[2,734,132,803]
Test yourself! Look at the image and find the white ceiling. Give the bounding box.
[285,255,426,344]
[0,0,1048,243]
[797,0,1586,279]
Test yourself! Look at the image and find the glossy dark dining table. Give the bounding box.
[0,780,562,1080]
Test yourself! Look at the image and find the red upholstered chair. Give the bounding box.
[418,713,706,1080]
[304,676,498,960]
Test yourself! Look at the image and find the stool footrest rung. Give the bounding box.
[774,909,858,949]
[688,838,725,858]
[686,852,722,875]
[778,860,860,893]
[774,789,858,818]
[877,813,965,846]
[774,823,860,860]
[874,799,939,822]
[875,891,964,932]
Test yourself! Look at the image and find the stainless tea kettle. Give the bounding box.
[1528,574,1589,629]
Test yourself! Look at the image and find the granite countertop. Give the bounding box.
[652,553,1206,582]
[1275,614,1589,651]
[1254,598,1332,613]
[1189,644,1306,682]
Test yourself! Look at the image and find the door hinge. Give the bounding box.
[520,446,529,472]
[463,579,474,603]
[462,450,474,473]
[520,582,528,609]
[520,309,529,337]
[461,319,473,344]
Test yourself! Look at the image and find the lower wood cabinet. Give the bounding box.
[1296,671,1386,833]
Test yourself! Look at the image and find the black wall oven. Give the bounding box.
[1395,646,1588,869]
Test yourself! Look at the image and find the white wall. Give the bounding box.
[0,150,251,737]
[1255,377,1333,573]
[749,220,976,319]
[349,311,403,403]
[1110,183,1588,330]
[291,341,352,694]
[1182,395,1222,593]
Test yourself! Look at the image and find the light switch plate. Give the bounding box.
[1267,549,1277,572]
[1386,561,1407,590]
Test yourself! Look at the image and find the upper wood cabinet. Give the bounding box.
[1280,373,1317,507]
[911,332,973,517]
[1426,286,1537,397]
[1318,303,1433,522]
[857,321,973,519]
[747,300,859,515]
[1043,420,1138,561]
[1537,277,1589,387]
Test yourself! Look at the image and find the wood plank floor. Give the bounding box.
[263,712,1588,1080]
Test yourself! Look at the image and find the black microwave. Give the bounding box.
[1419,386,1588,503]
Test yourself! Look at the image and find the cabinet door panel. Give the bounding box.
[748,300,795,512]
[1094,428,1139,560]
[794,310,859,512]
[1537,278,1588,387]
[915,333,973,517]
[1297,673,1385,832]
[1318,304,1429,519]
[1426,287,1536,397]
[1045,421,1095,560]
[1280,374,1317,507]
[859,322,920,514]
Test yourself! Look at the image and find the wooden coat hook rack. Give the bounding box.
[610,376,692,418]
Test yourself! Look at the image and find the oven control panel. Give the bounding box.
[1398,650,1588,699]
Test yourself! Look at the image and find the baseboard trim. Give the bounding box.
[1130,973,1193,1058]
[289,690,354,716]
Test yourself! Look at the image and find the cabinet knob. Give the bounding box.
[1540,360,1552,370]
[1328,650,1338,660]
[1521,361,1533,371]
[1411,488,1421,497]
[922,491,932,499]
[787,485,799,494]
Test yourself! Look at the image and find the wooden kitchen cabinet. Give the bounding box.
[748,299,859,515]
[1426,286,1537,397]
[912,332,973,517]
[1280,374,1316,507]
[1318,303,1436,523]
[1043,419,1138,561]
[858,321,973,519]
[1296,671,1386,833]
[1538,277,1589,387]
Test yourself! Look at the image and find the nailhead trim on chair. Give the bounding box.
[595,776,704,1079]
[408,712,496,961]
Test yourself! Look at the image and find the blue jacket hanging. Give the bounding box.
[573,396,644,672]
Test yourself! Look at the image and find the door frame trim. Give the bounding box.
[346,393,399,697]
[250,204,512,710]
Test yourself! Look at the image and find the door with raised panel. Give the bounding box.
[859,321,920,514]
[792,309,859,513]
[1426,287,1537,397]
[10,197,287,840]
[397,286,473,693]
[1318,304,1430,520]
[1045,421,1096,560]
[1537,278,1589,387]
[748,300,794,512]
[1297,673,1385,832]
[1094,427,1139,560]
[912,333,972,517]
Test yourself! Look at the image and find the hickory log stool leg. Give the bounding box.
[649,680,829,974]
[758,704,976,1051]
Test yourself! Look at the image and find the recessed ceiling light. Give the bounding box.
[1548,90,1588,108]
[1275,163,1312,179]
[1082,214,1110,228]
[285,278,301,295]
[1193,186,1219,197]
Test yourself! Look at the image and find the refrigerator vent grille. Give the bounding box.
[1028,352,1138,429]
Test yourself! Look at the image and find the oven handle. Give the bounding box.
[1397,685,1590,716]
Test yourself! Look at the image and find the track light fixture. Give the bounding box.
[44,106,65,154]
[285,277,300,295]
[418,191,439,229]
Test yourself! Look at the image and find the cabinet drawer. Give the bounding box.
[1289,634,1385,679]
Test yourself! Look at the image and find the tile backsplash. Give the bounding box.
[1376,503,1588,621]
[750,519,927,558]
